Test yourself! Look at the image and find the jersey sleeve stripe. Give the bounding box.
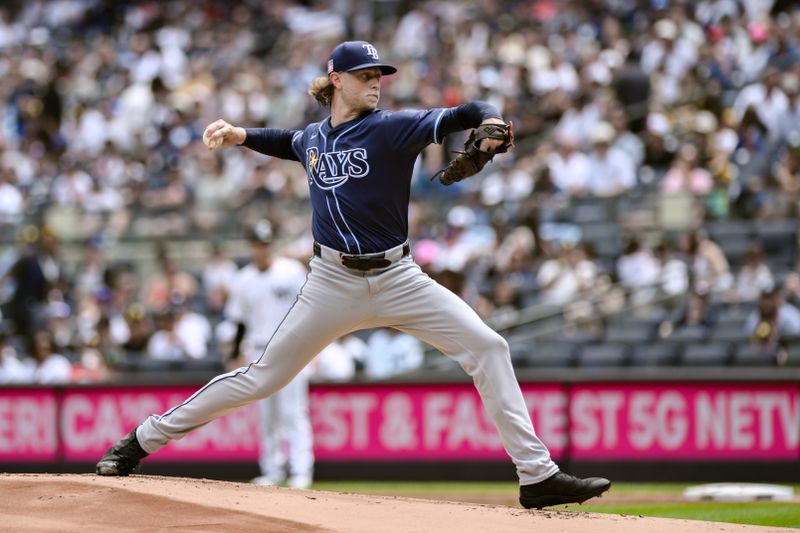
[433,109,446,144]
[291,130,303,160]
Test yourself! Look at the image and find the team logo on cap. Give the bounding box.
[362,43,379,60]
[327,59,334,73]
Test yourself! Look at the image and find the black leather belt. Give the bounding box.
[313,241,410,271]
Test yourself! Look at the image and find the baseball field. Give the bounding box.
[314,481,800,528]
[1,474,796,532]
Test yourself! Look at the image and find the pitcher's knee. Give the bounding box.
[473,331,509,358]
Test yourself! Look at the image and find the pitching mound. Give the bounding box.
[0,474,783,533]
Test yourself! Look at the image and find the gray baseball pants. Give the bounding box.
[137,244,559,485]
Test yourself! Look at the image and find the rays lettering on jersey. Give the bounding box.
[305,147,369,189]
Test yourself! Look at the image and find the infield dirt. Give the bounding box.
[0,473,788,532]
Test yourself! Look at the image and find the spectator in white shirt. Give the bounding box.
[146,308,184,361]
[0,330,30,383]
[52,164,93,207]
[201,240,238,315]
[30,330,73,384]
[779,73,800,144]
[746,289,800,349]
[654,242,689,298]
[554,93,603,146]
[587,122,636,197]
[146,303,209,361]
[363,328,424,379]
[610,110,645,167]
[0,168,24,227]
[433,206,496,273]
[173,301,211,360]
[616,238,660,305]
[641,18,699,83]
[536,244,598,306]
[733,246,774,303]
[683,229,733,295]
[307,339,356,382]
[547,132,591,196]
[732,67,789,139]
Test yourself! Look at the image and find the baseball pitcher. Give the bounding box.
[97,40,610,509]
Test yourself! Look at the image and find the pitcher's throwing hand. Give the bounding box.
[202,119,245,150]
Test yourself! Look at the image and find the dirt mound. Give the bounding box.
[0,474,784,533]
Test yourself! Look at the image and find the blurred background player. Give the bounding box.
[225,220,313,488]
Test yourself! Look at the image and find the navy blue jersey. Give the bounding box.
[243,102,500,253]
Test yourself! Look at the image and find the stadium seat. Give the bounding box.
[615,193,653,216]
[732,345,777,366]
[604,324,656,344]
[529,330,599,359]
[578,223,619,241]
[767,252,796,271]
[780,337,800,366]
[716,304,757,325]
[705,221,755,242]
[719,235,754,266]
[592,237,622,259]
[557,330,601,345]
[680,343,732,366]
[524,342,577,367]
[509,333,537,367]
[576,343,630,367]
[115,354,144,372]
[569,202,610,224]
[610,315,663,340]
[128,359,177,372]
[755,221,798,256]
[182,358,225,372]
[617,308,670,325]
[630,344,680,366]
[665,324,709,343]
[709,323,752,344]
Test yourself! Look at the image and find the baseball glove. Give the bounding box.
[432,122,514,186]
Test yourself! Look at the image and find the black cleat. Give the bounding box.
[95,428,149,476]
[519,472,610,509]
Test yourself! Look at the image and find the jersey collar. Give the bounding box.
[322,109,377,135]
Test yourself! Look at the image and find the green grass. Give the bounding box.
[561,502,800,528]
[311,482,800,528]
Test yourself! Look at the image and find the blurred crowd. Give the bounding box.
[2,0,800,383]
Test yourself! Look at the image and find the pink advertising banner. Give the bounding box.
[569,384,800,460]
[0,382,797,463]
[60,388,260,462]
[0,389,58,462]
[310,384,568,460]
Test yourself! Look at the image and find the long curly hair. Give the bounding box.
[308,76,334,107]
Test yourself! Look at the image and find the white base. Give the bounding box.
[683,483,795,502]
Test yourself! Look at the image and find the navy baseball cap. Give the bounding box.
[327,41,397,76]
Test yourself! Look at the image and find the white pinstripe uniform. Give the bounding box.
[225,256,313,486]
